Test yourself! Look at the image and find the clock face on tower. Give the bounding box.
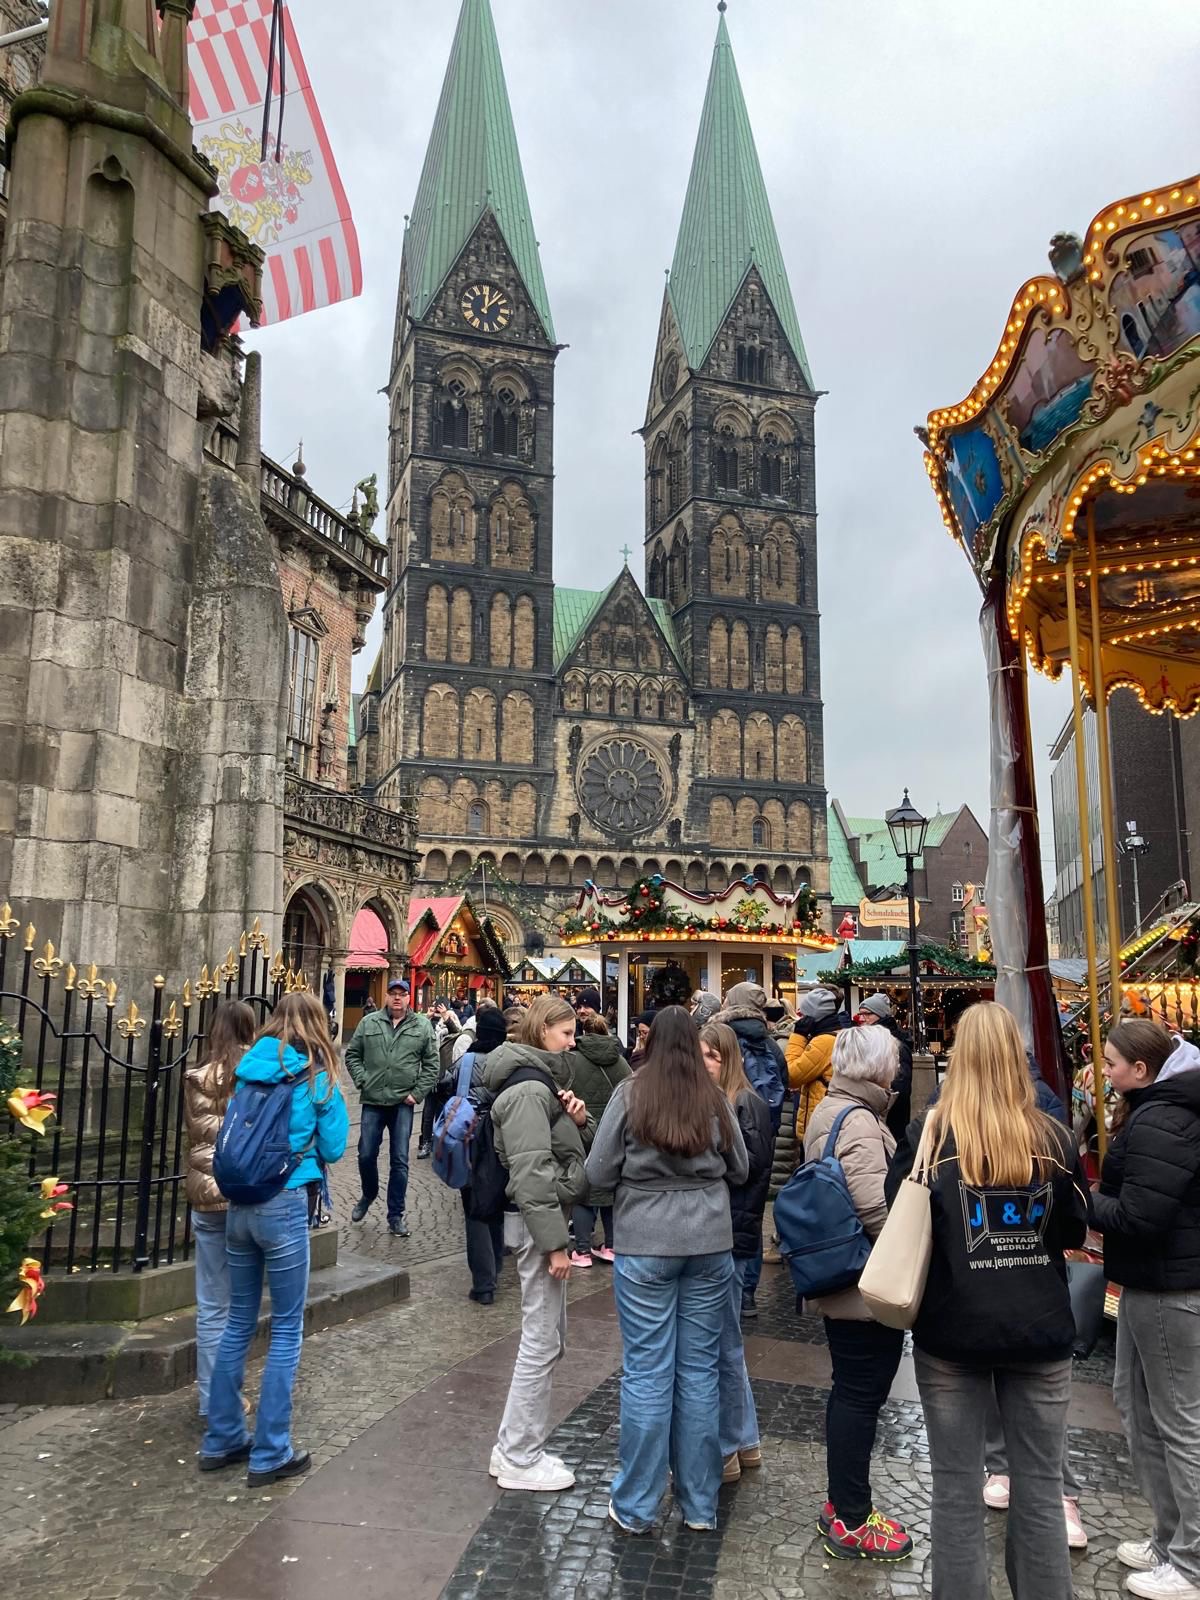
[460,282,512,334]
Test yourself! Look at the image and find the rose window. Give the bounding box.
[578,739,666,834]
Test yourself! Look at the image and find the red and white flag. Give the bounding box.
[188,0,361,325]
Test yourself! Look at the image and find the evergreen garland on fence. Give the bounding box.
[816,942,997,985]
[0,1028,57,1330]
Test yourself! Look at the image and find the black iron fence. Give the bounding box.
[0,905,310,1275]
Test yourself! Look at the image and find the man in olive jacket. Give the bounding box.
[346,978,438,1236]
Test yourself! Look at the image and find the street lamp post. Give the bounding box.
[886,789,930,1050]
[1120,820,1151,933]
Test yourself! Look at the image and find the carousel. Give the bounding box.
[924,170,1200,1144]
[558,873,838,1041]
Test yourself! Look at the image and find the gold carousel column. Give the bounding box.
[1086,502,1127,982]
[1065,548,1108,1157]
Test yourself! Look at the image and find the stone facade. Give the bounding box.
[0,2,287,990]
[356,7,831,947]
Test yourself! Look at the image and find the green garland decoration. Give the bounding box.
[559,876,822,941]
[816,941,997,985]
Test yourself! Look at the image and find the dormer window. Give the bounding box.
[952,882,965,905]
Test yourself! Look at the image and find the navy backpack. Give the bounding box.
[773,1104,873,1300]
[214,1065,309,1206]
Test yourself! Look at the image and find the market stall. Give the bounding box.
[559,873,837,1042]
[923,171,1200,1127]
[406,894,511,1011]
[822,940,997,1061]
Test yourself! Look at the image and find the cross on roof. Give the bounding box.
[620,544,632,565]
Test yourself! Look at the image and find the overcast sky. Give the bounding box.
[249,0,1200,877]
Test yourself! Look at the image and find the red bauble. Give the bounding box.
[640,886,649,896]
[717,918,727,929]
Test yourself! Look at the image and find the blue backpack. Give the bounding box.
[431,1052,479,1190]
[214,1066,310,1206]
[773,1104,873,1300]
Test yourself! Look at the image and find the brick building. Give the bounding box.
[828,801,989,947]
[357,0,830,948]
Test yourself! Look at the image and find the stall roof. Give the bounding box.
[408,894,513,979]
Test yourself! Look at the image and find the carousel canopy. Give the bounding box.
[924,173,1200,717]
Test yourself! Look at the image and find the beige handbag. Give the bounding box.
[858,1115,935,1330]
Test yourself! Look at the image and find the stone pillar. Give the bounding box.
[331,953,347,1044]
[0,2,284,989]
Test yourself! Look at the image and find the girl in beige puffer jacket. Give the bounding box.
[184,999,255,1418]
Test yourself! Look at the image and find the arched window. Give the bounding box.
[491,386,519,456]
[467,801,489,836]
[752,816,770,848]
[760,431,783,497]
[715,426,739,490]
[737,344,769,384]
[440,378,469,449]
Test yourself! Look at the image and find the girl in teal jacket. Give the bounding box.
[199,993,347,1485]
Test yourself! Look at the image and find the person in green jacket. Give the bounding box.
[345,978,437,1237]
[569,1013,631,1266]
[485,994,593,1493]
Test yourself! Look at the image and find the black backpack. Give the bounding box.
[465,1066,558,1222]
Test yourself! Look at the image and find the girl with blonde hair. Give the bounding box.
[199,992,348,1486]
[886,1001,1088,1600]
[481,992,593,1492]
[699,1022,774,1484]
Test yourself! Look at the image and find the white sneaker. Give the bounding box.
[1119,1541,1160,1572]
[495,1452,575,1493]
[982,1473,1010,1509]
[489,1445,566,1479]
[1127,1563,1200,1599]
[1063,1497,1088,1550]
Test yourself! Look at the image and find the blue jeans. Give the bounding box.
[357,1101,413,1221]
[201,1188,310,1475]
[742,1236,764,1295]
[719,1257,759,1458]
[191,1209,230,1417]
[612,1250,733,1530]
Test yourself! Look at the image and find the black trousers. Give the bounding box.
[824,1316,905,1527]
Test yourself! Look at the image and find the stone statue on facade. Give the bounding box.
[317,704,336,783]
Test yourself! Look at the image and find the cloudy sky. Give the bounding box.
[249,0,1199,877]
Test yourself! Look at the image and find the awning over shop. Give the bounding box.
[347,907,389,971]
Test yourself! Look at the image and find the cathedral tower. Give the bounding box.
[642,9,830,900]
[374,0,559,876]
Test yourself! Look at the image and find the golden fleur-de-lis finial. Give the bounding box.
[0,903,18,938]
[182,980,192,1009]
[23,923,36,952]
[249,916,269,953]
[221,948,237,982]
[34,941,63,979]
[196,964,216,999]
[116,1000,145,1040]
[105,980,119,1007]
[238,932,248,958]
[270,950,287,984]
[297,971,310,993]
[162,1001,182,1040]
[78,964,106,1000]
[64,962,77,991]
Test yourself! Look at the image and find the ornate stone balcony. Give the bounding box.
[283,774,417,929]
[207,420,386,593]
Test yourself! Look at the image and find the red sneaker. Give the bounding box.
[823,1510,914,1561]
[818,1502,908,1537]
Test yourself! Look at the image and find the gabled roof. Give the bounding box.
[402,0,555,340]
[668,13,810,382]
[845,807,962,886]
[552,572,683,671]
[827,805,866,906]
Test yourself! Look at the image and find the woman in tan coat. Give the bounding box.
[185,999,255,1419]
[802,1024,911,1562]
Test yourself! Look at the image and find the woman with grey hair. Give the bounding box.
[802,1024,913,1561]
[690,991,722,1027]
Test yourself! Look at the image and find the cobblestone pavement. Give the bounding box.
[327,1100,471,1267]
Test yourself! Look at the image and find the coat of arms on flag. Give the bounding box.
[188,0,361,325]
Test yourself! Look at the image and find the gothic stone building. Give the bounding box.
[358,0,830,949]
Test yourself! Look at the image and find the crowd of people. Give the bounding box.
[182,975,1200,1600]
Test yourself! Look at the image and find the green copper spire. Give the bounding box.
[403,0,555,340]
[669,13,811,383]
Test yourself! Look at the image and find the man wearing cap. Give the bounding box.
[853,992,913,1142]
[345,978,438,1236]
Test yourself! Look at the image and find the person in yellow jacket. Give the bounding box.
[786,988,847,1140]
